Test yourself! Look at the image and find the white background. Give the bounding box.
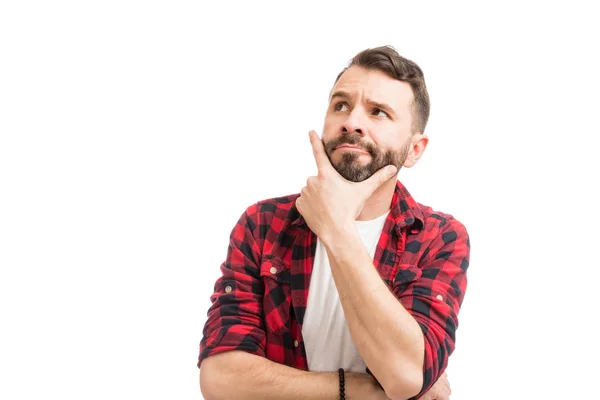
[1,1,598,399]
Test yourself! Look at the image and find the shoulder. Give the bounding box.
[415,202,469,246]
[255,192,300,214]
[238,192,302,232]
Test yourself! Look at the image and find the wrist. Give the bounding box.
[344,372,381,399]
[320,223,359,251]
[343,372,359,399]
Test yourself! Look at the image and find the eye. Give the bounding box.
[334,102,349,112]
[372,108,389,118]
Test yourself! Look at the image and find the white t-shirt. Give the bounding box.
[301,211,390,372]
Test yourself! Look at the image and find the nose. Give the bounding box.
[341,109,365,135]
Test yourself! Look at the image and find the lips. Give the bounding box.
[336,144,369,152]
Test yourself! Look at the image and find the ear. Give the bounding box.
[403,134,429,168]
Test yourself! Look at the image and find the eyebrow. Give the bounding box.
[330,90,397,117]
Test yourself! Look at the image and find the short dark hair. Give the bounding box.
[335,46,430,134]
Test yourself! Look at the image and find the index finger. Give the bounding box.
[308,130,334,173]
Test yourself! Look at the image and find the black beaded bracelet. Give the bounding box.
[338,368,345,400]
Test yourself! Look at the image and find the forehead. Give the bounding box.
[331,66,414,111]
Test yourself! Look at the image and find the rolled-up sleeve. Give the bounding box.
[198,205,266,367]
[397,217,470,399]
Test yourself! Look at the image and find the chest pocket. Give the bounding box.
[260,256,292,335]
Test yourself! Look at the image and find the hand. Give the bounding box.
[295,130,397,243]
[420,372,451,400]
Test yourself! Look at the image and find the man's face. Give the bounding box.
[322,66,417,182]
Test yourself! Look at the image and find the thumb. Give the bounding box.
[364,165,397,192]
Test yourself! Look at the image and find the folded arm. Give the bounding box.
[198,206,388,399]
[200,351,388,400]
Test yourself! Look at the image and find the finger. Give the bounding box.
[362,164,397,194]
[308,130,334,173]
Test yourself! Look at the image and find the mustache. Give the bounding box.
[323,133,375,154]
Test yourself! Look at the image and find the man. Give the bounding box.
[198,46,469,400]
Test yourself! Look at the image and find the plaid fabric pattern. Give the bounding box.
[198,180,470,398]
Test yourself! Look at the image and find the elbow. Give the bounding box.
[380,341,425,399]
[199,357,229,400]
[199,366,219,400]
[382,366,423,400]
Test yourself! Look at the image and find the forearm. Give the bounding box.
[200,351,380,400]
[323,230,424,399]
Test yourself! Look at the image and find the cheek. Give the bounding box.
[322,116,339,140]
[374,126,408,149]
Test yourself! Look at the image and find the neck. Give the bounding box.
[356,178,397,221]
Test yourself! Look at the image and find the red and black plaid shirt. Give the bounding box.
[198,180,470,398]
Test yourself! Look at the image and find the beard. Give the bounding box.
[323,132,411,182]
